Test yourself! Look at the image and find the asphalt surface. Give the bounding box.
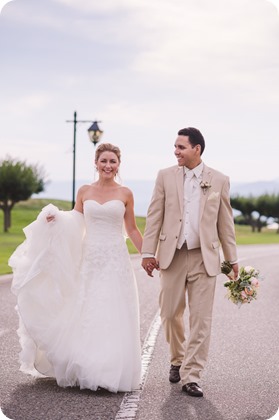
[1,245,279,420]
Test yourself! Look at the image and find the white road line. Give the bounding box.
[115,310,161,420]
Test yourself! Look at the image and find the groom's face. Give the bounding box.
[174,135,201,169]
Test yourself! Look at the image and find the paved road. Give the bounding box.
[1,245,279,420]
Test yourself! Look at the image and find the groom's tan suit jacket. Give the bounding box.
[142,164,237,276]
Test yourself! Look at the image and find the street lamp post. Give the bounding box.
[67,111,103,209]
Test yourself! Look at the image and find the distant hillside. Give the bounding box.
[34,178,279,217]
[230,179,279,196]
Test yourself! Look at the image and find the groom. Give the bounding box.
[141,127,238,397]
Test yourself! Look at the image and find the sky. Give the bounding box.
[1,0,279,201]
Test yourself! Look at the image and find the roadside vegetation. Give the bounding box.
[0,199,278,275]
[0,157,46,232]
[231,194,279,233]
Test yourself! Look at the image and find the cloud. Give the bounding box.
[133,0,279,82]
[1,0,279,185]
[6,0,279,96]
[53,0,141,13]
[0,93,53,117]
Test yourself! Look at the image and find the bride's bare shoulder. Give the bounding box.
[119,186,134,201]
[78,184,92,193]
[76,184,94,201]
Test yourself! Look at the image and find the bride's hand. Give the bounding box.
[46,214,55,223]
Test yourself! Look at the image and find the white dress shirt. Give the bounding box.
[142,163,204,258]
[177,162,204,250]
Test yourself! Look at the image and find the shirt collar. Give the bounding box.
[184,162,204,179]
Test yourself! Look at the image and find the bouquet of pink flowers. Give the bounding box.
[221,261,261,307]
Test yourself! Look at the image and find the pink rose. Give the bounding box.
[251,278,259,287]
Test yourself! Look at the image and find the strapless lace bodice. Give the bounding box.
[82,200,128,267]
[83,199,125,239]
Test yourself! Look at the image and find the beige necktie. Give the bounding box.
[185,170,194,197]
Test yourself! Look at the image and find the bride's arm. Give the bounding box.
[73,186,86,214]
[124,190,143,253]
[45,186,85,223]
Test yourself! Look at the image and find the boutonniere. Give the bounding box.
[200,181,211,194]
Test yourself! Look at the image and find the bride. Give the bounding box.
[9,143,143,393]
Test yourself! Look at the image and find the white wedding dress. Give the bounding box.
[9,200,141,393]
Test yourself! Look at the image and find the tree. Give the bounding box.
[0,157,46,232]
[255,194,270,232]
[230,195,257,232]
[263,193,279,234]
[231,193,279,234]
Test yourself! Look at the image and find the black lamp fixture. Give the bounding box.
[88,121,103,146]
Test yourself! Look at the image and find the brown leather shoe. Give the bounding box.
[169,365,181,383]
[182,382,203,397]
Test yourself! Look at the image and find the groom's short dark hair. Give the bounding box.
[178,127,205,156]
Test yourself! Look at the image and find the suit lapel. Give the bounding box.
[175,166,184,213]
[199,165,213,219]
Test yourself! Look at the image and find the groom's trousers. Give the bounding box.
[159,243,216,385]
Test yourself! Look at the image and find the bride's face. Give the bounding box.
[96,151,120,179]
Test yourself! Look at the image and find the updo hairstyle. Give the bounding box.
[95,143,121,164]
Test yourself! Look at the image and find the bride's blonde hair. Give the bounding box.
[95,143,121,163]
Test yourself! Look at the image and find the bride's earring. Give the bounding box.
[115,170,122,184]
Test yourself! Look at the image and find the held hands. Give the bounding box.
[141,257,159,277]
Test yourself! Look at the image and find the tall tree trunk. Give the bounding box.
[257,218,262,232]
[248,216,256,232]
[2,202,14,232]
[7,208,11,229]
[4,207,10,232]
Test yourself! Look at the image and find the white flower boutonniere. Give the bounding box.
[200,181,211,194]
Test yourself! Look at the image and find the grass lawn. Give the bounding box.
[233,224,279,245]
[0,199,278,275]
